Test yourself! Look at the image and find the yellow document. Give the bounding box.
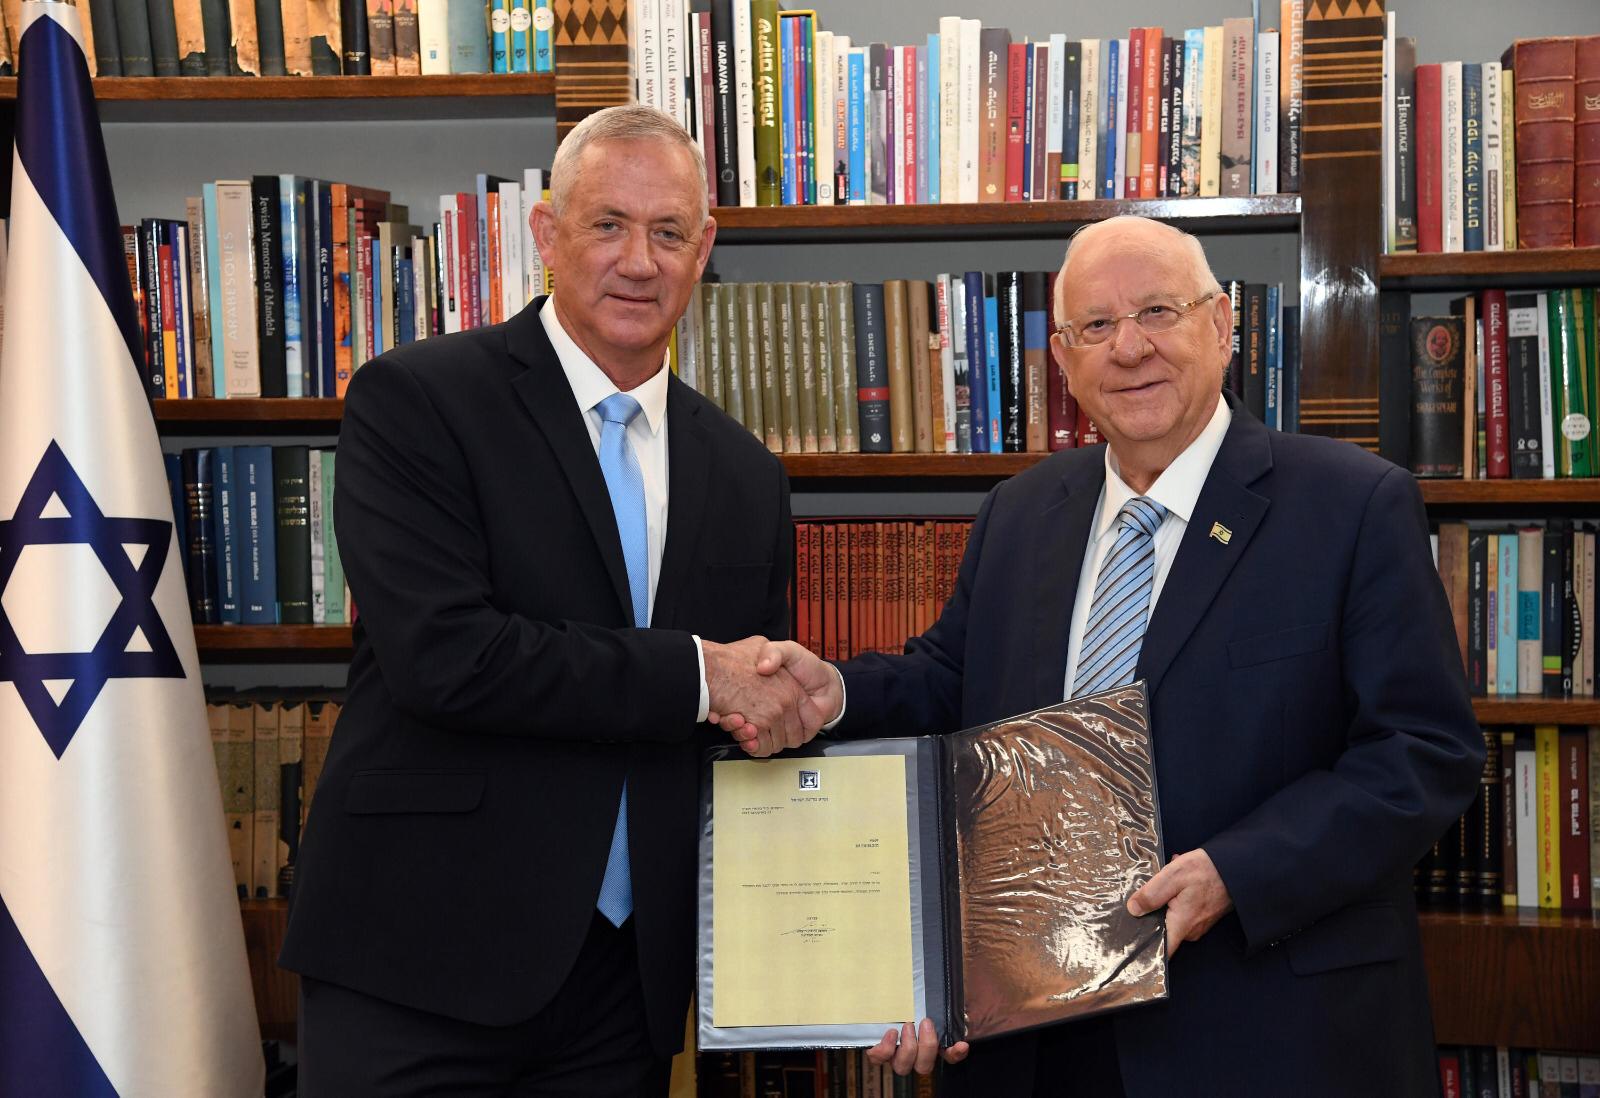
[711,754,915,1027]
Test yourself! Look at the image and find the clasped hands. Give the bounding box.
[702,638,842,756]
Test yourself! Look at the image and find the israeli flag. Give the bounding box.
[0,3,264,1094]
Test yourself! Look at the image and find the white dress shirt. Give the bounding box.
[540,298,711,721]
[1062,393,1233,697]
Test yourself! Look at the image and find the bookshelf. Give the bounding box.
[113,0,1600,1078]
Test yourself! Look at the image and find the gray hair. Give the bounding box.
[1053,215,1224,323]
[550,104,709,221]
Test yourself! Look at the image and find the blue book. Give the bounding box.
[202,183,227,397]
[532,0,552,71]
[1281,305,1299,432]
[1102,39,1119,199]
[509,0,530,72]
[491,0,509,72]
[1264,283,1280,429]
[446,0,489,73]
[1022,44,1035,201]
[984,277,1002,453]
[278,175,305,398]
[963,271,990,454]
[916,44,929,204]
[926,34,940,204]
[237,445,278,625]
[1496,531,1519,697]
[213,446,242,624]
[848,51,867,203]
[398,255,415,345]
[781,20,797,205]
[1462,62,1484,252]
[801,16,816,205]
[370,238,385,356]
[317,183,336,397]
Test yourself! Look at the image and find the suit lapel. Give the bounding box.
[1033,453,1107,708]
[1137,403,1273,696]
[506,300,635,624]
[653,378,710,629]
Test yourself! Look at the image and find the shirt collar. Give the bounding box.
[1097,393,1233,538]
[539,296,669,436]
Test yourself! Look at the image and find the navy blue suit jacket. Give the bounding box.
[835,397,1481,1096]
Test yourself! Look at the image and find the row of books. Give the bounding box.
[128,168,549,400]
[1418,727,1597,915]
[677,275,1298,457]
[699,1049,931,1098]
[1437,1045,1600,1098]
[1434,521,1599,699]
[207,695,341,901]
[162,445,348,626]
[637,0,1305,208]
[1381,25,1600,253]
[790,518,972,661]
[50,0,552,78]
[1392,288,1597,481]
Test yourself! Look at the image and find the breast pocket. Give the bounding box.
[1228,622,1330,668]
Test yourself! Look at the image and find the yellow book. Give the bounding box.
[1535,725,1561,909]
[1501,70,1517,250]
[1200,26,1224,198]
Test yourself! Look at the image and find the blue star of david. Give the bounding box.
[0,441,184,758]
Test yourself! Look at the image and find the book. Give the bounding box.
[853,282,890,453]
[1507,37,1577,249]
[1410,315,1466,477]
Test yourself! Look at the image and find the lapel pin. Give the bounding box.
[1209,522,1233,545]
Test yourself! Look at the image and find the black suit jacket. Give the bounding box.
[279,299,791,1055]
[836,396,1482,1096]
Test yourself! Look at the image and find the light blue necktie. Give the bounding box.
[1072,496,1167,698]
[595,392,648,927]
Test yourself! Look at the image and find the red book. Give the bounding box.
[1560,729,1592,911]
[903,45,918,205]
[1510,37,1577,249]
[1416,63,1444,253]
[808,523,824,655]
[1126,28,1146,198]
[794,522,812,654]
[1576,35,1600,245]
[1482,289,1510,478]
[1005,42,1027,201]
[1438,1054,1461,1098]
[459,192,481,329]
[1141,26,1164,198]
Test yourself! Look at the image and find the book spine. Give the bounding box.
[393,0,420,73]
[979,27,1009,203]
[214,446,242,623]
[1409,315,1466,477]
[1483,289,1510,478]
[996,270,1023,452]
[963,270,989,454]
[711,0,738,206]
[1220,17,1253,196]
[1279,0,1302,192]
[811,283,836,452]
[1512,37,1578,249]
[1394,38,1418,250]
[752,0,781,206]
[1577,36,1600,246]
[508,0,529,72]
[254,0,287,73]
[853,282,890,453]
[1255,31,1278,196]
[181,449,220,624]
[1416,63,1443,253]
[1484,61,1504,251]
[1463,63,1485,252]
[272,446,313,625]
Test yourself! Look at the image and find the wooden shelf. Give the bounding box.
[241,900,296,1043]
[1380,248,1600,289]
[0,73,554,101]
[195,625,352,660]
[781,453,1043,478]
[711,196,1301,243]
[236,898,1599,1051]
[1470,697,1600,724]
[154,398,344,431]
[1421,909,1600,1052]
[1419,479,1600,504]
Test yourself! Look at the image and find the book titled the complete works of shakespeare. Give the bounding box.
[696,683,1168,1051]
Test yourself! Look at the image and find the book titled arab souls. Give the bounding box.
[696,681,1168,1051]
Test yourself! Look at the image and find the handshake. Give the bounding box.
[701,638,844,757]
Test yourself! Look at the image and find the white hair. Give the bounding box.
[1053,215,1224,323]
[550,103,709,221]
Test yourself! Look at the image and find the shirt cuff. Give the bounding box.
[822,663,847,731]
[693,635,710,723]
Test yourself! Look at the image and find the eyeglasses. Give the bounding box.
[1052,291,1220,349]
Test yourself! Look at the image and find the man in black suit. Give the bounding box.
[281,104,821,1096]
[732,216,1483,1096]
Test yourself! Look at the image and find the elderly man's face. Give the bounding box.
[1053,231,1231,461]
[533,137,714,383]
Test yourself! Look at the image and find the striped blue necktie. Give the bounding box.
[1072,496,1168,698]
[595,392,648,927]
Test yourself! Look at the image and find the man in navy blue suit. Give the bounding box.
[726,216,1483,1096]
